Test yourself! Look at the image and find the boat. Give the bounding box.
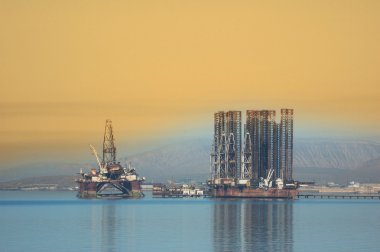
[76,120,145,198]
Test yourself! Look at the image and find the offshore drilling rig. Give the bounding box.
[76,120,145,198]
[208,109,297,199]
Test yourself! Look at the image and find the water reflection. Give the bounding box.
[101,203,117,252]
[213,200,293,252]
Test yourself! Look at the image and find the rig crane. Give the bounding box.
[89,144,108,176]
[263,168,274,188]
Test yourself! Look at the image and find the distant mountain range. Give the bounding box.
[294,139,380,169]
[124,138,211,183]
[0,175,76,190]
[1,137,380,187]
[124,138,380,184]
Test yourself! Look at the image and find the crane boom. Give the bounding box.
[89,144,102,170]
[266,168,274,181]
[262,168,275,188]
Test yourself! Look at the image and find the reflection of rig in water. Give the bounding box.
[213,201,293,251]
[76,120,145,198]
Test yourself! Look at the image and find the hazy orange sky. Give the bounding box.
[1,0,380,165]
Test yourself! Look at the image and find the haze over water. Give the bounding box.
[1,191,379,252]
[1,1,380,251]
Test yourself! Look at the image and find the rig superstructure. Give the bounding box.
[76,120,145,198]
[208,109,297,199]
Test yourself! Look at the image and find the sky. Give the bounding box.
[1,0,380,166]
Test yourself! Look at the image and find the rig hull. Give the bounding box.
[76,180,144,198]
[209,186,297,199]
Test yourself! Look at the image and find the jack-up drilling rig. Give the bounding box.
[208,110,297,199]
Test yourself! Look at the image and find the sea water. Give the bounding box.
[0,191,379,252]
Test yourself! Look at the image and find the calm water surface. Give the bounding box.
[0,191,379,252]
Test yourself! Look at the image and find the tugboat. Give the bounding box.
[76,120,145,198]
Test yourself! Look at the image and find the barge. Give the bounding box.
[208,186,297,199]
[207,169,298,199]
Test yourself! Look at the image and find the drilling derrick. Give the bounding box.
[242,132,253,179]
[102,119,116,166]
[218,134,227,178]
[227,133,237,178]
[225,111,242,177]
